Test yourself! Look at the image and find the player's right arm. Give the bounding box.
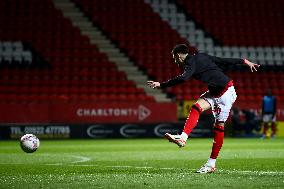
[147,63,196,89]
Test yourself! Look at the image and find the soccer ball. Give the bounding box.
[20,134,40,153]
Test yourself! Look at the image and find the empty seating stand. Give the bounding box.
[0,0,154,103]
[177,0,284,47]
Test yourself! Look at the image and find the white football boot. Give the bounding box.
[164,133,186,148]
[196,163,216,174]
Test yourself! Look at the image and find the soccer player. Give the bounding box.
[262,89,277,139]
[147,44,260,173]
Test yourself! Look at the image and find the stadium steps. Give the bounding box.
[144,0,212,53]
[53,0,171,102]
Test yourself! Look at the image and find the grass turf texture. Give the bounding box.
[0,138,284,189]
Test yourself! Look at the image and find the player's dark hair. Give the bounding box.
[171,44,188,54]
[171,43,198,55]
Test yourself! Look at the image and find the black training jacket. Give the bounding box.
[160,53,244,96]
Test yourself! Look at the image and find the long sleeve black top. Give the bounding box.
[160,53,244,96]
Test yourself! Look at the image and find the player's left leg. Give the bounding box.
[197,86,237,174]
[196,122,224,174]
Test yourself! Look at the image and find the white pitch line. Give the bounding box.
[45,163,63,166]
[69,155,91,164]
[0,155,91,165]
[105,165,133,168]
[2,160,282,176]
[105,165,155,169]
[0,163,24,165]
[61,164,284,175]
[218,169,284,175]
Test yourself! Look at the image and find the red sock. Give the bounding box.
[182,103,202,136]
[271,122,277,136]
[263,123,269,136]
[210,125,224,159]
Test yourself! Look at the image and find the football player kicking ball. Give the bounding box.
[147,44,260,173]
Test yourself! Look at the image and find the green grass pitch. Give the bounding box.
[0,138,284,189]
